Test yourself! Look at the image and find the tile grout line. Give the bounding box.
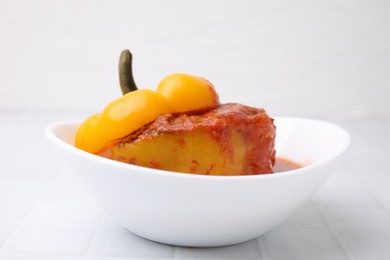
[342,165,390,215]
[84,211,106,257]
[358,182,390,235]
[312,198,356,260]
[358,183,390,221]
[173,243,178,259]
[256,236,270,260]
[0,170,64,257]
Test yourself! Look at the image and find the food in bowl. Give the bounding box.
[45,117,350,247]
[75,50,277,175]
[106,103,276,175]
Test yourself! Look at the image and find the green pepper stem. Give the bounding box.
[119,49,138,95]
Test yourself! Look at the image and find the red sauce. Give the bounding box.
[273,157,302,173]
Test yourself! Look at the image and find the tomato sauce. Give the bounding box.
[273,157,302,173]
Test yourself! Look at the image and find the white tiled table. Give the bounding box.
[0,112,389,260]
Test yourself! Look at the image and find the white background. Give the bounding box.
[0,0,389,119]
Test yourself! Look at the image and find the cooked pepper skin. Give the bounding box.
[157,73,219,113]
[75,90,170,154]
[75,74,219,154]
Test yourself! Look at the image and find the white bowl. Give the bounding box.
[45,117,350,247]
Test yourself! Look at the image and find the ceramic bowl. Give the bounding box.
[45,117,350,247]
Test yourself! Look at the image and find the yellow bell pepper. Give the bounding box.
[157,73,219,113]
[75,73,219,154]
[75,90,171,154]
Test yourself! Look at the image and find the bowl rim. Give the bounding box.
[45,116,351,181]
